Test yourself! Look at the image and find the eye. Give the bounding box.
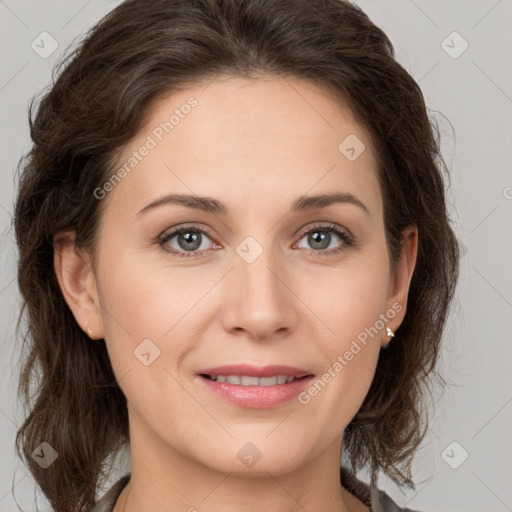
[158,222,355,259]
[294,223,354,256]
[158,224,217,258]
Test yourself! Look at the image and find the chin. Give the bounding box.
[191,436,312,477]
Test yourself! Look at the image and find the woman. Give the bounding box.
[14,0,459,511]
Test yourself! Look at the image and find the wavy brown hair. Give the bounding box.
[13,0,459,510]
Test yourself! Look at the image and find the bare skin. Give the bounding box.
[54,75,417,512]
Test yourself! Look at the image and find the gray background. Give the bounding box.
[1,1,511,511]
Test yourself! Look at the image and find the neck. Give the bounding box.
[113,422,364,512]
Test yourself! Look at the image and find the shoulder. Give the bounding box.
[370,487,426,512]
[86,474,131,512]
[340,466,426,512]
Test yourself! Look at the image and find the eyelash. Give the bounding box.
[157,222,355,259]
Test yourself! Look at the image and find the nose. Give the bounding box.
[221,246,299,341]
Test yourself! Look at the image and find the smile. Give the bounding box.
[198,373,314,408]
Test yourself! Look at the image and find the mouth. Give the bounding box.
[196,365,315,408]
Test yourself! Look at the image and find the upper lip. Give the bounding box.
[197,364,314,378]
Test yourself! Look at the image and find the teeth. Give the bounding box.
[258,376,277,386]
[209,374,297,386]
[240,376,259,386]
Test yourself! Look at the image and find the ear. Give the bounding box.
[53,231,104,339]
[383,226,418,345]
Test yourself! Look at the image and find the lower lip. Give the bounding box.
[198,375,314,408]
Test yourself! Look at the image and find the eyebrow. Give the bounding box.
[136,192,370,217]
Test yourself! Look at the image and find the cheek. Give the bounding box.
[97,245,195,336]
[294,252,389,409]
[95,254,197,423]
[95,244,219,388]
[299,253,390,342]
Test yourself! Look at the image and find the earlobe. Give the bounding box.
[53,231,104,339]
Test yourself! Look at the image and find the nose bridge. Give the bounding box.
[222,235,297,339]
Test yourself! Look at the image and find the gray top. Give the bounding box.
[88,468,424,512]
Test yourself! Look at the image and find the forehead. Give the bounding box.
[102,75,382,219]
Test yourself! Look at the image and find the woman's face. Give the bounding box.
[63,75,416,476]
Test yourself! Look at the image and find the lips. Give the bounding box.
[196,364,315,408]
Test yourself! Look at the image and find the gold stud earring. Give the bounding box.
[386,327,395,338]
